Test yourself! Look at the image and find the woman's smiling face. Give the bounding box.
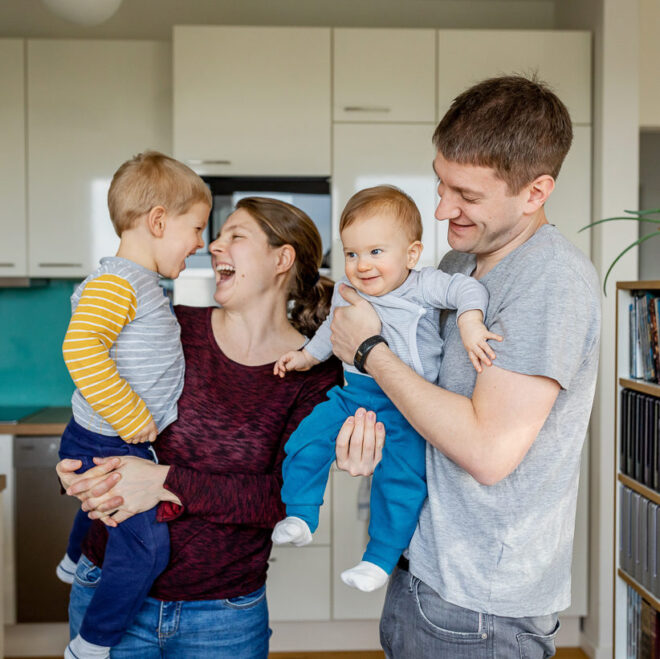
[209,208,281,307]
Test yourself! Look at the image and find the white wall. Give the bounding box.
[0,0,554,39]
[555,1,640,658]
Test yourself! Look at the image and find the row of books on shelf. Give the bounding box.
[621,389,660,490]
[630,292,660,383]
[620,485,660,597]
[627,586,660,658]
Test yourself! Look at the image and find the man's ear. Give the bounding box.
[276,244,296,274]
[524,175,555,212]
[147,206,167,237]
[407,240,423,269]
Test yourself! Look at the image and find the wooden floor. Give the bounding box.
[12,649,589,659]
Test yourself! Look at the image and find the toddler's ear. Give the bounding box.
[407,240,423,269]
[146,206,167,237]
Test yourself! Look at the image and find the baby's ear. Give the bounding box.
[146,206,167,237]
[407,240,423,269]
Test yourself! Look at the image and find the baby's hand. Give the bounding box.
[456,309,503,373]
[273,348,319,378]
[127,419,158,444]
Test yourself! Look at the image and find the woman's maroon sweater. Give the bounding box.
[84,305,343,601]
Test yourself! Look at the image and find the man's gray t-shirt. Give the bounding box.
[408,224,601,617]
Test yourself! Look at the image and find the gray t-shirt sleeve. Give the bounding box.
[418,267,489,318]
[485,259,597,390]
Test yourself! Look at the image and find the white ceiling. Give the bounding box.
[0,0,556,40]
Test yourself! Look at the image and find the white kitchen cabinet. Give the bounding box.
[173,26,330,177]
[332,471,385,620]
[436,30,591,125]
[0,40,27,277]
[27,40,172,278]
[545,124,592,258]
[333,29,435,123]
[332,122,442,278]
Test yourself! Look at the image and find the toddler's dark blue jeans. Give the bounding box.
[59,418,170,646]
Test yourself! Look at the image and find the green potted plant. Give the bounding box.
[580,209,660,294]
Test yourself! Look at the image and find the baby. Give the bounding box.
[58,151,210,658]
[272,185,501,591]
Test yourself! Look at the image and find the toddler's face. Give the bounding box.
[341,211,421,297]
[157,202,210,279]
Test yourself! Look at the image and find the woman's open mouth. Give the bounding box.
[216,264,236,282]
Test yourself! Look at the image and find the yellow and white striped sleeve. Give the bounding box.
[62,273,153,440]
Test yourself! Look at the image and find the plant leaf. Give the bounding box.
[602,231,660,295]
[578,216,660,233]
[623,208,660,216]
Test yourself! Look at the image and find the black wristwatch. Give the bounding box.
[353,335,388,374]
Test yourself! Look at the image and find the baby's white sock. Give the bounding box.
[56,553,77,585]
[341,560,389,592]
[65,634,110,659]
[271,516,313,547]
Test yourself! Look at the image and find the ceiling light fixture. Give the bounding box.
[41,0,123,26]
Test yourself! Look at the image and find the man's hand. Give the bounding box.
[335,408,385,476]
[330,285,382,363]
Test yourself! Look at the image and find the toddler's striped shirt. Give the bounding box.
[63,257,184,440]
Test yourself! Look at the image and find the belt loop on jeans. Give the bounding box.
[397,555,409,572]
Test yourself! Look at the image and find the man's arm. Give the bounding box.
[331,285,560,485]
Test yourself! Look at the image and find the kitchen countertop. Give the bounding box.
[0,407,70,436]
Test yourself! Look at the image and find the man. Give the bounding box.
[330,75,601,658]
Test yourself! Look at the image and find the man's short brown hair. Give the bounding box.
[107,151,212,236]
[433,75,573,194]
[339,185,422,243]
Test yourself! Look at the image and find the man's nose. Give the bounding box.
[435,195,460,222]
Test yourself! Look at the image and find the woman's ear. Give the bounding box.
[147,206,167,237]
[276,244,296,275]
[407,241,423,269]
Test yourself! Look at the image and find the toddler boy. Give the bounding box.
[58,151,211,658]
[272,185,501,591]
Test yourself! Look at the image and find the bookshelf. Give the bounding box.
[614,281,660,657]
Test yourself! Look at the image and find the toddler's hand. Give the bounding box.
[127,419,158,444]
[273,349,319,378]
[457,310,503,373]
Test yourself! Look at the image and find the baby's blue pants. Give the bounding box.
[281,372,427,573]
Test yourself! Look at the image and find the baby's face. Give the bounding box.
[341,211,422,297]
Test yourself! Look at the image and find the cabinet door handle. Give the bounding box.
[186,159,232,166]
[343,106,391,113]
[38,262,83,268]
[0,263,16,267]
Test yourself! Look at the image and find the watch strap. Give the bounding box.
[353,335,388,374]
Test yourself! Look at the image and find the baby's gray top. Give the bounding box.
[306,267,489,382]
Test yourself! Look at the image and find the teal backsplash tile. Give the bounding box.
[0,280,78,406]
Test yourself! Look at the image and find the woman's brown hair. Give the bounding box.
[235,197,333,337]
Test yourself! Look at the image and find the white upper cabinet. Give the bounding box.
[0,40,27,277]
[437,30,591,125]
[333,28,435,123]
[27,40,172,278]
[173,26,331,176]
[332,123,442,278]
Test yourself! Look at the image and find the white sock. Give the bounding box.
[56,553,77,585]
[65,634,110,659]
[271,516,313,547]
[341,560,389,592]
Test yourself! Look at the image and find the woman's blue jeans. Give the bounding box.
[69,555,271,658]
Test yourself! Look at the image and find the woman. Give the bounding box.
[57,197,344,658]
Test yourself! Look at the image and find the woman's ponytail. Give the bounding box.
[288,274,334,337]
